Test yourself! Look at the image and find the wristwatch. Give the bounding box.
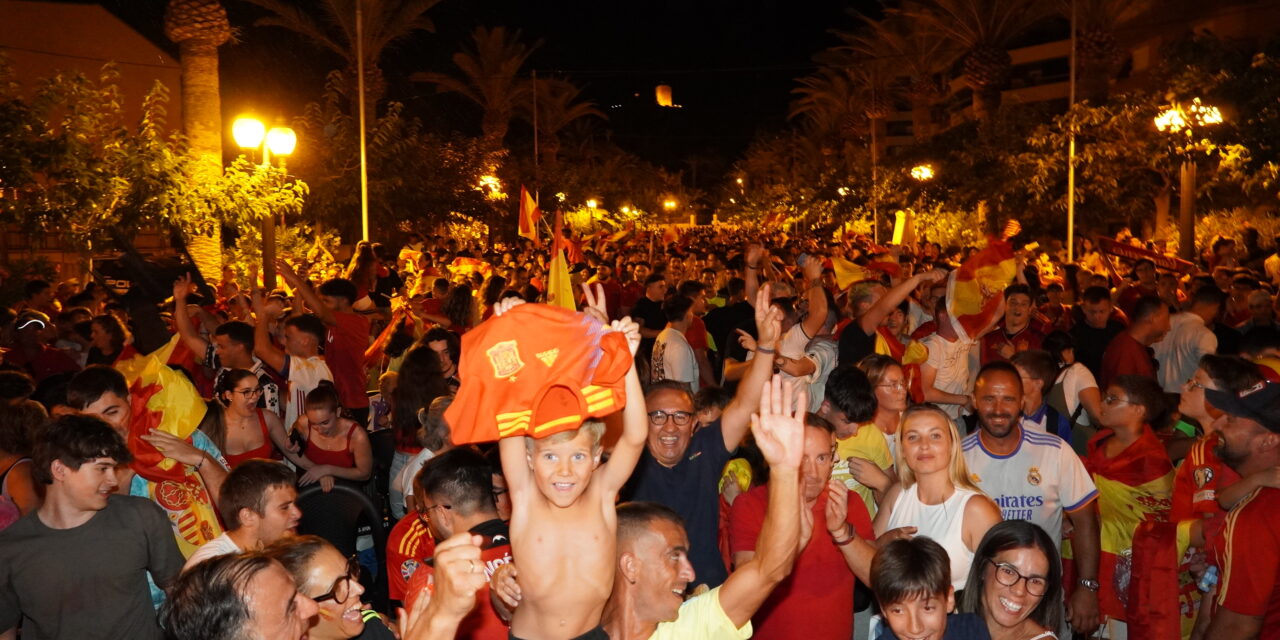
[1078,578,1101,592]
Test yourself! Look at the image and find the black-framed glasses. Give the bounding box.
[648,410,694,426]
[988,559,1048,596]
[312,555,361,603]
[232,387,264,398]
[491,488,508,498]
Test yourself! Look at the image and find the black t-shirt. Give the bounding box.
[622,421,734,588]
[874,613,991,640]
[704,301,754,357]
[632,297,668,355]
[1069,320,1125,379]
[838,322,876,367]
[0,495,184,640]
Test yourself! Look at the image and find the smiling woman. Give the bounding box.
[265,535,397,640]
[960,520,1063,640]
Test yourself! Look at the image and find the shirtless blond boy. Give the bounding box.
[496,290,648,640]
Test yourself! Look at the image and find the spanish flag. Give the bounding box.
[547,209,577,310]
[946,238,1017,341]
[830,256,881,290]
[874,328,929,404]
[1067,427,1173,623]
[519,185,541,243]
[115,334,224,557]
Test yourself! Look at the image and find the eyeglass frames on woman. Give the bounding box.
[988,559,1048,596]
[232,387,264,398]
[312,555,361,603]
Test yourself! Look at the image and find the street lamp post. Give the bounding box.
[1154,98,1223,261]
[233,115,296,289]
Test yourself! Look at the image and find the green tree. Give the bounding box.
[519,76,605,166]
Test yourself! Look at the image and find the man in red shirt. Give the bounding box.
[619,262,652,318]
[1204,379,1280,640]
[1099,295,1169,389]
[678,280,718,389]
[980,283,1045,365]
[403,448,511,640]
[589,264,624,321]
[729,412,873,640]
[1114,258,1160,318]
[6,310,79,383]
[277,261,372,424]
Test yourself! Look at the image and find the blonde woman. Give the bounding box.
[876,404,1002,593]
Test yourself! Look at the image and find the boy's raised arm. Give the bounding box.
[599,316,647,494]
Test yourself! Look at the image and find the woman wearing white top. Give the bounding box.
[876,404,1002,593]
[1042,331,1103,429]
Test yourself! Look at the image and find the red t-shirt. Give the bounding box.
[6,345,79,383]
[326,311,370,409]
[597,278,623,320]
[386,512,435,602]
[728,484,873,640]
[620,281,644,311]
[1217,487,1280,638]
[404,520,512,640]
[1099,331,1157,390]
[687,315,709,351]
[1116,284,1158,319]
[979,323,1045,365]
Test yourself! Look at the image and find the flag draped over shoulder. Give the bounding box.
[114,334,223,557]
[1079,427,1174,623]
[519,185,541,243]
[874,328,929,403]
[946,238,1017,342]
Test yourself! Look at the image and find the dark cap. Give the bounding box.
[1206,381,1280,433]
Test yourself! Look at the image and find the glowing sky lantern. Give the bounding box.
[656,84,673,107]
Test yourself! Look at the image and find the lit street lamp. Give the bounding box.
[233,115,296,289]
[1154,98,1223,260]
[911,164,935,181]
[663,199,677,211]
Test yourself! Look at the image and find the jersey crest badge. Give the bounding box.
[1194,466,1214,488]
[1027,466,1042,486]
[486,340,525,379]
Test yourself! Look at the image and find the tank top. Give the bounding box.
[222,410,282,469]
[886,483,980,592]
[0,457,31,531]
[303,422,359,468]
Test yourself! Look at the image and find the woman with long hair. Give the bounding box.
[441,283,476,334]
[200,369,284,469]
[479,275,508,322]
[0,400,46,527]
[344,241,378,309]
[86,314,131,365]
[961,520,1063,640]
[858,354,910,458]
[387,345,451,518]
[875,404,1002,593]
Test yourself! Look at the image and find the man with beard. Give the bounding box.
[1203,379,1280,640]
[960,362,1102,636]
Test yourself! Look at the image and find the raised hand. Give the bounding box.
[431,533,491,618]
[611,317,642,356]
[735,328,758,353]
[274,258,301,285]
[918,268,948,285]
[753,284,783,349]
[749,374,806,469]
[172,272,195,303]
[493,296,526,317]
[802,253,824,282]
[582,282,609,324]
[745,243,764,267]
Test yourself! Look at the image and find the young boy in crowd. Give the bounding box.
[872,537,990,640]
[497,301,648,640]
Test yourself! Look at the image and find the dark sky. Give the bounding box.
[89,0,876,174]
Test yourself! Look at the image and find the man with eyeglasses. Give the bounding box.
[961,362,1102,636]
[621,287,782,590]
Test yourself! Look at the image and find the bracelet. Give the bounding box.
[756,346,776,355]
[194,456,204,471]
[830,523,855,546]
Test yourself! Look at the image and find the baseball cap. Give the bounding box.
[1205,380,1280,433]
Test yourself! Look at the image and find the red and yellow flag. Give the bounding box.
[1076,427,1174,623]
[115,335,224,557]
[946,238,1017,341]
[519,185,541,243]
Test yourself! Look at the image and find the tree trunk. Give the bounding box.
[178,38,224,283]
[1153,187,1171,239]
[971,85,1002,123]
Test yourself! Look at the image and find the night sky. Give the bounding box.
[78,0,877,175]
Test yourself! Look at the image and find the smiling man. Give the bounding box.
[603,374,807,640]
[183,460,302,571]
[162,552,319,640]
[622,286,781,588]
[0,414,184,640]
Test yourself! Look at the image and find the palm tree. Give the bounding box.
[1056,0,1150,103]
[789,66,864,154]
[165,0,232,283]
[903,0,1053,122]
[839,12,959,142]
[241,0,443,113]
[412,26,540,152]
[521,77,605,165]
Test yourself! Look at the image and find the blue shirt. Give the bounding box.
[875,613,993,640]
[623,421,733,588]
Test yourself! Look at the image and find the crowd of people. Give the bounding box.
[0,224,1278,640]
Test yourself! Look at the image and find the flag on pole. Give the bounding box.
[519,185,541,243]
[945,238,1017,342]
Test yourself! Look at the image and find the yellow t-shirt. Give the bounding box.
[831,423,894,517]
[647,586,752,640]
